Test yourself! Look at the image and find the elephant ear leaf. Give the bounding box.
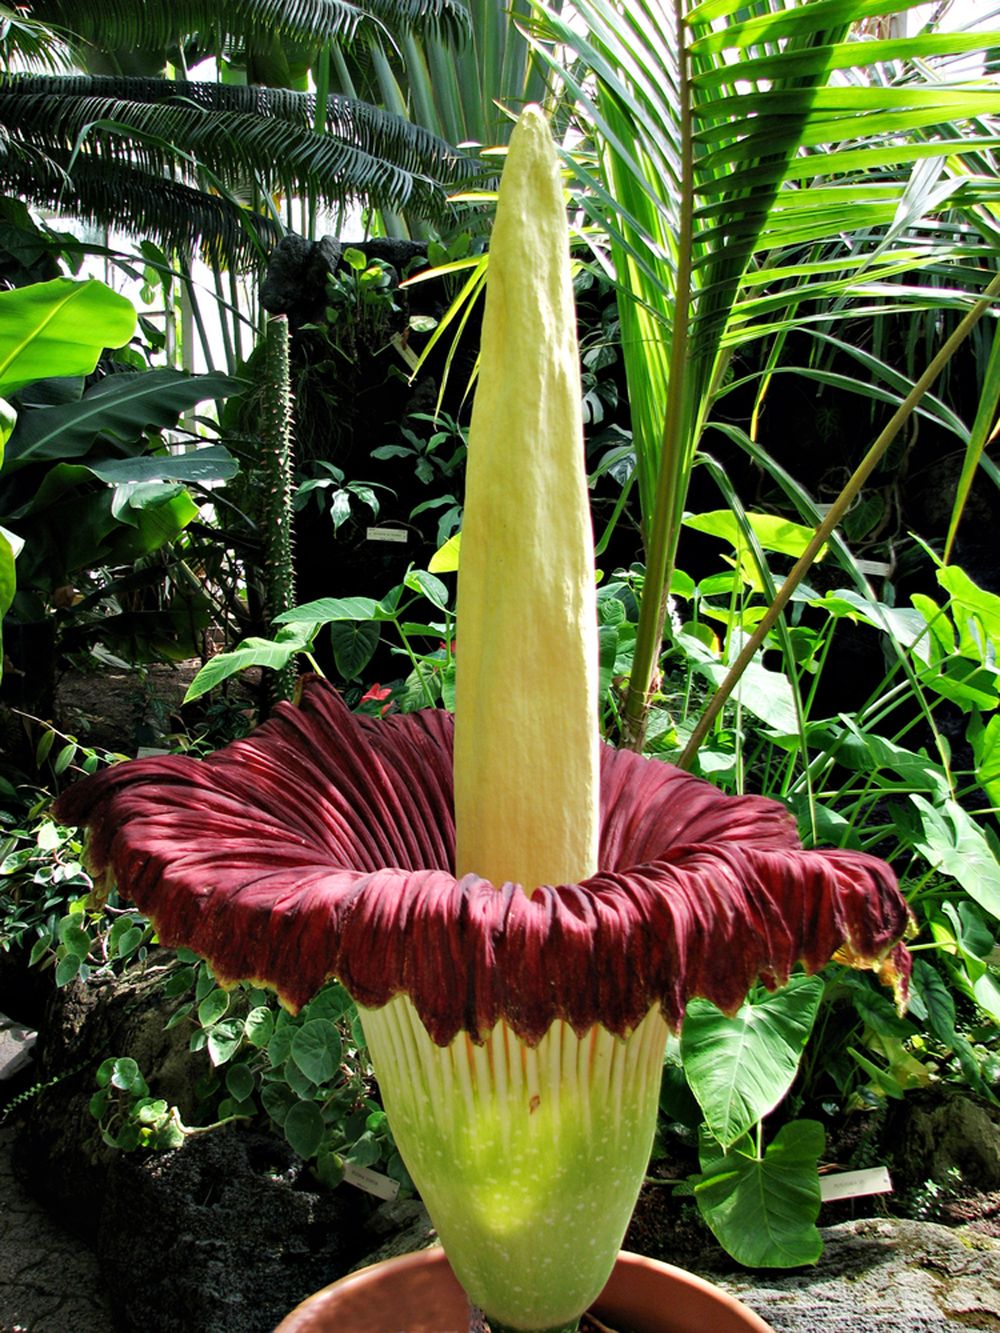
[0,279,136,397]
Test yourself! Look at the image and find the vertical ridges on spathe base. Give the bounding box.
[360,996,669,1333]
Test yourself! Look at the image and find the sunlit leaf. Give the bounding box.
[693,1120,824,1269]
[682,976,825,1147]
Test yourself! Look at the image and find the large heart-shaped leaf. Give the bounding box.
[676,629,798,733]
[681,975,824,1147]
[330,619,380,680]
[0,397,15,462]
[0,525,16,684]
[0,279,135,396]
[693,1120,825,1269]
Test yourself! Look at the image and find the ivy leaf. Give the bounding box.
[206,1019,243,1067]
[692,1120,825,1268]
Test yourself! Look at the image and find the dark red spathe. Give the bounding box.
[54,676,911,1045]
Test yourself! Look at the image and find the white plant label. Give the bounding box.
[819,1166,892,1203]
[342,1162,400,1201]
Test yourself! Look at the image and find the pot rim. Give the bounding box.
[276,1246,776,1333]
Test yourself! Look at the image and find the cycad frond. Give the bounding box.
[0,145,280,265]
[356,0,471,45]
[27,0,470,56]
[0,73,471,242]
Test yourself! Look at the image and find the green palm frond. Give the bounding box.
[359,0,471,46]
[0,6,73,72]
[0,73,471,257]
[395,0,556,147]
[527,0,1000,743]
[27,0,471,57]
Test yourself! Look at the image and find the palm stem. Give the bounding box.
[621,0,693,753]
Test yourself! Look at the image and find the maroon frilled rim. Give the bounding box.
[54,675,912,1045]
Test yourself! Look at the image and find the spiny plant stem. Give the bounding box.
[259,313,297,705]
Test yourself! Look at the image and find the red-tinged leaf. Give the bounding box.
[55,677,912,1046]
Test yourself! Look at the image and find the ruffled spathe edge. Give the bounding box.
[54,675,913,1045]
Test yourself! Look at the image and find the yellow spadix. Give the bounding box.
[453,105,600,891]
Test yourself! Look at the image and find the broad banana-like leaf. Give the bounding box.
[0,278,135,397]
[4,368,244,469]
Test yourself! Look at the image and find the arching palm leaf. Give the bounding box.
[0,6,72,72]
[529,0,1000,744]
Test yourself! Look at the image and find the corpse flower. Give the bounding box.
[55,108,911,1333]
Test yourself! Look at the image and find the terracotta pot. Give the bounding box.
[275,1247,775,1333]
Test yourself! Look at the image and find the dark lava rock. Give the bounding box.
[260,233,427,330]
[891,1089,1000,1193]
[97,1129,369,1333]
[9,963,376,1332]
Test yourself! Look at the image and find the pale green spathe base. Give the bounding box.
[359,998,669,1333]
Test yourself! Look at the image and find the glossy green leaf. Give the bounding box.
[684,509,823,560]
[108,1056,147,1096]
[839,973,913,1039]
[429,531,461,572]
[207,1019,244,1067]
[244,1006,275,1048]
[693,1120,824,1268]
[266,1025,295,1070]
[57,915,91,958]
[197,988,230,1028]
[937,565,1000,663]
[330,619,380,680]
[0,525,15,684]
[0,396,15,460]
[260,1081,296,1127]
[677,630,798,733]
[0,279,135,396]
[404,567,450,610]
[274,596,378,625]
[910,795,1000,921]
[910,959,957,1046]
[4,370,242,469]
[681,976,825,1147]
[88,444,238,487]
[225,1063,256,1104]
[969,713,1000,810]
[107,486,199,561]
[302,983,354,1024]
[183,622,319,702]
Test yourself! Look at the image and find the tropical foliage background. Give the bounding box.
[1,0,1000,1284]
